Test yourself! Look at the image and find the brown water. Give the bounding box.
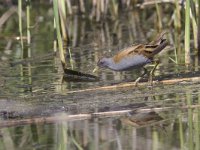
[0,2,200,150]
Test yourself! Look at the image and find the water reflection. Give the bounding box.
[0,108,199,150]
[0,86,200,149]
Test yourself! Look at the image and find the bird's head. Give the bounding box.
[97,57,110,68]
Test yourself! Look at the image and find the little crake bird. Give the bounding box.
[97,32,168,86]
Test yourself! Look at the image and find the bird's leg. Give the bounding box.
[148,60,160,86]
[135,67,148,86]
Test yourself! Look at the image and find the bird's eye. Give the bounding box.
[97,59,106,67]
[99,61,104,66]
[160,39,166,44]
[100,61,104,65]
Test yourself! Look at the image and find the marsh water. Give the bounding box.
[0,2,200,150]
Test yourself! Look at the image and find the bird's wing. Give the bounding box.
[113,44,144,63]
[113,32,168,63]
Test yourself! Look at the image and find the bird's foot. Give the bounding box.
[148,60,160,86]
[148,75,153,87]
[134,77,141,87]
[134,68,148,87]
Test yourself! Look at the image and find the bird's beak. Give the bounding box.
[93,66,98,73]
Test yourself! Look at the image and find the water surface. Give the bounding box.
[0,2,200,149]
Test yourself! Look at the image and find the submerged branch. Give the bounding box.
[0,105,200,128]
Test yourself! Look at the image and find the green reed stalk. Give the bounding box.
[174,0,181,30]
[53,19,57,52]
[53,0,66,68]
[152,129,158,150]
[26,0,32,90]
[111,0,118,18]
[58,0,67,40]
[198,92,200,148]
[71,135,83,150]
[184,0,191,65]
[174,46,178,64]
[59,1,72,72]
[186,91,193,150]
[68,48,74,69]
[191,0,198,49]
[155,2,162,30]
[18,0,24,50]
[178,116,184,149]
[198,0,200,52]
[1,128,15,149]
[169,32,178,64]
[194,108,200,150]
[18,0,25,90]
[57,122,68,150]
[96,0,101,21]
[26,0,31,53]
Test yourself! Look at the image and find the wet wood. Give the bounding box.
[0,105,200,128]
[66,75,200,94]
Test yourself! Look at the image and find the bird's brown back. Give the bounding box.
[113,32,168,63]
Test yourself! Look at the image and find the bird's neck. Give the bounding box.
[105,58,119,71]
